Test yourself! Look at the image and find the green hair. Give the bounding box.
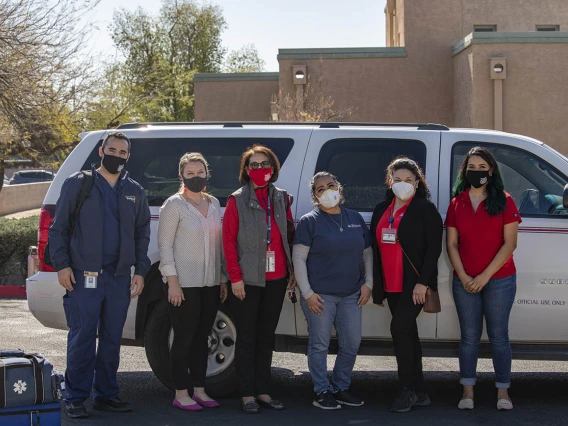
[453,147,507,216]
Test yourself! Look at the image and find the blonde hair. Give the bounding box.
[178,152,212,202]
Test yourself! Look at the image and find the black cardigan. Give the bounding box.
[370,196,443,304]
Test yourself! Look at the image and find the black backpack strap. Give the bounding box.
[0,359,5,408]
[24,353,45,404]
[69,170,95,236]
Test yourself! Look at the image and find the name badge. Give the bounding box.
[382,228,397,244]
[266,250,276,273]
[84,271,98,289]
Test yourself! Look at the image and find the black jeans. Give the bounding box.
[169,286,220,390]
[387,291,425,394]
[229,277,288,397]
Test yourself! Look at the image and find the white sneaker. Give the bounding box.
[497,398,513,411]
[458,398,474,410]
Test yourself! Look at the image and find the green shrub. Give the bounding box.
[0,216,39,284]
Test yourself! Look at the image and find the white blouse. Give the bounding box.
[158,193,227,288]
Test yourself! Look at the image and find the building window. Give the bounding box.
[536,25,560,31]
[474,25,497,32]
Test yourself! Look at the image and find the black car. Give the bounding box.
[9,170,56,185]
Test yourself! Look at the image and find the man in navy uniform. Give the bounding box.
[49,131,151,418]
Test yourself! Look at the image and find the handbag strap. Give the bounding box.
[24,354,44,404]
[397,239,420,276]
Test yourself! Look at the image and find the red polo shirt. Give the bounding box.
[445,188,521,279]
[376,197,413,293]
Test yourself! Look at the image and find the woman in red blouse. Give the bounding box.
[370,158,443,413]
[446,147,521,412]
[222,144,295,413]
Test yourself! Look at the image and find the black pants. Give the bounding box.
[387,291,425,394]
[169,286,220,390]
[230,277,288,397]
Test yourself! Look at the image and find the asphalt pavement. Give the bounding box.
[1,299,568,425]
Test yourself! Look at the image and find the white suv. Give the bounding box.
[26,122,568,395]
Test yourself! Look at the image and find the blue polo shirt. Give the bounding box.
[96,172,120,268]
[293,207,371,297]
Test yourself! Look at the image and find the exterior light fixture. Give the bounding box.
[292,65,307,85]
[493,64,504,74]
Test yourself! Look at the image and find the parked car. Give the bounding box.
[3,175,9,186]
[9,170,55,185]
[26,123,568,396]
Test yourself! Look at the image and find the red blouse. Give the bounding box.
[223,186,293,283]
[376,197,413,293]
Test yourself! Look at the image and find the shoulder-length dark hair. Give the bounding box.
[452,146,506,216]
[238,144,281,185]
[385,157,431,202]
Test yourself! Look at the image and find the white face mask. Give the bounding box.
[392,181,416,201]
[317,189,341,208]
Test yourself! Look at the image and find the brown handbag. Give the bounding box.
[398,241,441,314]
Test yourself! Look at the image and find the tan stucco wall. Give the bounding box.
[194,80,278,121]
[459,0,568,36]
[453,51,474,128]
[464,43,568,156]
[0,182,50,216]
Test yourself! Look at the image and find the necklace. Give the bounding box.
[322,208,343,232]
[184,193,203,206]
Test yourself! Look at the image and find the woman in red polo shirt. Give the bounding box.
[445,147,521,412]
[370,157,443,413]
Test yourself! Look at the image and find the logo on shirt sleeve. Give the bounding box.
[125,195,136,203]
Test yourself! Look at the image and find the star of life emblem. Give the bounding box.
[13,380,27,394]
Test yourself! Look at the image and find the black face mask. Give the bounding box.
[102,154,127,175]
[466,170,490,188]
[183,176,207,193]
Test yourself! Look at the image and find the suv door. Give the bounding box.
[296,127,441,338]
[438,131,568,342]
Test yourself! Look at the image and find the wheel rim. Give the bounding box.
[168,309,236,378]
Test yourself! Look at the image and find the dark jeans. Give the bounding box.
[452,274,516,388]
[169,286,220,390]
[229,277,288,397]
[387,291,425,394]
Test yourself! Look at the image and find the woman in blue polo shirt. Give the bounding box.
[292,171,373,410]
[446,147,521,412]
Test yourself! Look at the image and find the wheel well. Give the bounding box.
[135,262,164,342]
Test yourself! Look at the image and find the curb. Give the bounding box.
[0,286,27,298]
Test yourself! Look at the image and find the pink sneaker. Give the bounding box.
[193,396,220,408]
[173,398,203,411]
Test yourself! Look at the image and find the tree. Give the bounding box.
[0,0,101,193]
[110,0,227,122]
[270,75,355,122]
[224,44,265,73]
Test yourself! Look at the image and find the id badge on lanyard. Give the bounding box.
[84,271,99,289]
[382,213,396,244]
[265,195,276,272]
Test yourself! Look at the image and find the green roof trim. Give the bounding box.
[277,47,407,60]
[453,31,568,56]
[194,72,279,82]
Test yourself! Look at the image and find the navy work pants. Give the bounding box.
[63,267,131,403]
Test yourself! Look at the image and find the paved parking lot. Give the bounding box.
[2,298,568,425]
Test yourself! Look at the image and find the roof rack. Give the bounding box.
[116,122,450,131]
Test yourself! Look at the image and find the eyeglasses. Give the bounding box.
[248,161,272,170]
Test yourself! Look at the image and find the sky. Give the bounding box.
[86,0,387,71]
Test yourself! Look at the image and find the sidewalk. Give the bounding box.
[3,208,41,219]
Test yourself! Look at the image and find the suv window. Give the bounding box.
[81,137,294,206]
[315,138,427,211]
[451,142,568,216]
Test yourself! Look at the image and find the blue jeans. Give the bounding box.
[452,274,516,389]
[300,290,362,394]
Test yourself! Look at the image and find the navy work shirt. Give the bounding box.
[293,207,371,297]
[96,172,121,267]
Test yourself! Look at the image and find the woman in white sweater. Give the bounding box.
[158,152,228,411]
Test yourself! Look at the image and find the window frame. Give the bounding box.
[536,25,560,32]
[474,25,497,32]
[315,137,428,212]
[450,141,568,219]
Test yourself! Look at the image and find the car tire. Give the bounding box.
[144,300,238,397]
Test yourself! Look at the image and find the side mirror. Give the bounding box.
[564,184,568,209]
